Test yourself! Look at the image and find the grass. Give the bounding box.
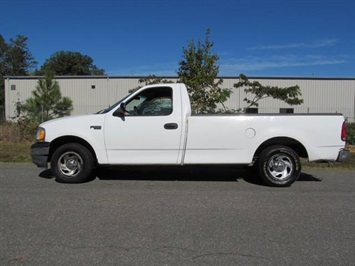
[0,141,354,169]
[0,141,33,163]
[302,153,355,170]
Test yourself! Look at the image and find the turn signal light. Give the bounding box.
[36,127,46,141]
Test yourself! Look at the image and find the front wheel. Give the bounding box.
[51,143,94,183]
[258,145,301,187]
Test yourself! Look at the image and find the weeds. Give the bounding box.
[0,120,37,142]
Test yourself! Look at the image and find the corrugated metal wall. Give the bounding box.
[245,78,354,116]
[5,78,37,119]
[4,76,355,122]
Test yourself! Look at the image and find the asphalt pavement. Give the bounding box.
[0,164,354,265]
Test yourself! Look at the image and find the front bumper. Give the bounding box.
[337,148,350,162]
[31,142,50,168]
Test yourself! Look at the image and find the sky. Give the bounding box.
[1,0,354,77]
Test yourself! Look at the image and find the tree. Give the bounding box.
[38,51,105,75]
[21,71,73,123]
[177,29,232,113]
[234,74,303,112]
[129,75,175,93]
[6,35,37,75]
[0,35,8,119]
[138,75,174,86]
[0,34,37,120]
[0,35,8,76]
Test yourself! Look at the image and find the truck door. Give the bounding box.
[104,86,183,164]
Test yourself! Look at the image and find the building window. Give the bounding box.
[280,108,294,114]
[91,85,96,89]
[246,108,258,114]
[11,85,16,91]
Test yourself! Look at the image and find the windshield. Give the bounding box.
[96,93,132,114]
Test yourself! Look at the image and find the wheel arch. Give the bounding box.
[49,136,98,165]
[254,137,308,160]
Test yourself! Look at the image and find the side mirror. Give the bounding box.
[113,102,126,117]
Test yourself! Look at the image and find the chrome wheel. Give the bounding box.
[57,151,83,177]
[51,143,94,183]
[258,145,301,187]
[267,153,294,181]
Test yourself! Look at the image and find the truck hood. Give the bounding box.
[39,113,106,142]
[40,113,104,127]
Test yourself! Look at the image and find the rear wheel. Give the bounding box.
[258,145,301,187]
[51,143,94,183]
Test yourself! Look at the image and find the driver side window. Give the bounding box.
[125,87,173,116]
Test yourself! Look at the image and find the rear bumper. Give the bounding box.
[337,148,350,162]
[31,142,50,168]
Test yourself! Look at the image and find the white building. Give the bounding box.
[4,76,355,122]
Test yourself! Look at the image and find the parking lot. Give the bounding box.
[1,164,354,265]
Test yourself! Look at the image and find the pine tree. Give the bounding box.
[21,71,73,123]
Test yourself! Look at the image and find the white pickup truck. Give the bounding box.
[31,83,349,186]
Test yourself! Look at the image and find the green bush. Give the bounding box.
[347,122,355,145]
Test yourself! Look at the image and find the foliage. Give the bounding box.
[37,50,105,75]
[128,75,175,93]
[20,71,73,123]
[346,122,355,145]
[0,34,37,120]
[0,119,37,142]
[234,74,304,112]
[1,34,37,76]
[139,75,174,85]
[177,29,232,113]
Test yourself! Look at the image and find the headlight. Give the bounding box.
[36,127,46,141]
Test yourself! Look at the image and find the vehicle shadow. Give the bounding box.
[297,172,322,182]
[38,166,321,185]
[96,165,250,182]
[38,169,54,179]
[95,165,321,185]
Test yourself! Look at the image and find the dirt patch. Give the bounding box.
[347,145,355,153]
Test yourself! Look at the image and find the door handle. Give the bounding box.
[164,123,178,130]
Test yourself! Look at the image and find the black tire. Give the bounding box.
[258,145,301,187]
[51,143,94,183]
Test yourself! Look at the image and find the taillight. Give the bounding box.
[341,121,346,141]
